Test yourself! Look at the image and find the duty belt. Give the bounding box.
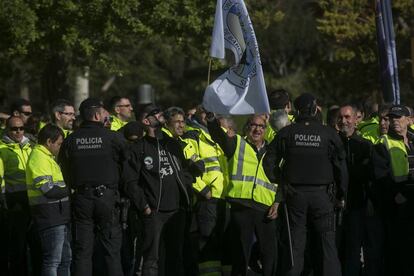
[75,184,115,197]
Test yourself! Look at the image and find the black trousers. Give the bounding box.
[72,188,123,276]
[196,199,226,275]
[230,204,277,276]
[6,192,41,276]
[342,208,384,276]
[285,185,341,276]
[142,210,186,276]
[384,198,414,276]
[121,208,144,276]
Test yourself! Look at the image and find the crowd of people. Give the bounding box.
[0,90,413,276]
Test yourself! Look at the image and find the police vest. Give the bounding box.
[380,134,409,182]
[228,135,277,207]
[26,145,69,206]
[0,139,31,193]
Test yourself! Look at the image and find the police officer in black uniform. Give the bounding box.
[59,98,129,276]
[264,93,348,276]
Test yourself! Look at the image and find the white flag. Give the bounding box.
[203,0,270,115]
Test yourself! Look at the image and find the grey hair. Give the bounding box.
[269,109,290,131]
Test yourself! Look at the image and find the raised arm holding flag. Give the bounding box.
[203,0,270,115]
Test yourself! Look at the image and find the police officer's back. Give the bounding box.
[59,98,128,276]
[264,93,348,276]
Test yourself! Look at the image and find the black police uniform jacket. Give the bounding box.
[123,131,193,212]
[264,115,348,200]
[59,121,129,190]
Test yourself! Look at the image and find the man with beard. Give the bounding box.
[337,104,384,276]
[109,96,134,131]
[124,105,194,276]
[51,99,76,138]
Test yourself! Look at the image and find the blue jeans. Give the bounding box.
[39,224,72,276]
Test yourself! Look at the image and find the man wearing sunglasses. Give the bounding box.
[0,116,41,276]
[51,99,76,138]
[109,96,134,131]
[10,98,32,125]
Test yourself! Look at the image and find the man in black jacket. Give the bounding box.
[337,104,383,276]
[124,105,193,276]
[264,93,348,276]
[59,98,129,276]
[372,105,414,275]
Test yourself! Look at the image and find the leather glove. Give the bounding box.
[188,159,205,177]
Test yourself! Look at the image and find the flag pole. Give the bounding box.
[207,58,212,85]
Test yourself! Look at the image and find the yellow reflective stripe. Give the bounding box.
[29,195,69,206]
[205,166,221,172]
[5,183,27,193]
[5,171,26,183]
[39,181,66,193]
[203,157,219,163]
[33,175,66,193]
[33,175,52,184]
[199,261,221,276]
[236,139,246,175]
[230,175,277,193]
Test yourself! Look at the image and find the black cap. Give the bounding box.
[79,98,104,112]
[142,104,161,118]
[268,89,290,110]
[294,93,316,112]
[123,121,144,140]
[387,105,410,117]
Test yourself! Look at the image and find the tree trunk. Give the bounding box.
[74,66,89,112]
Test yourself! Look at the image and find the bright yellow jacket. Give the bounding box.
[110,115,128,131]
[0,137,31,193]
[185,128,227,199]
[26,145,68,206]
[358,117,380,144]
[380,134,409,183]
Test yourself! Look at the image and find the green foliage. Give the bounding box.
[0,0,413,110]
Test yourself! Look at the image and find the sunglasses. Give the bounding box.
[21,111,32,116]
[10,127,24,132]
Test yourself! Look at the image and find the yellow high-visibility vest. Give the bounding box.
[227,135,277,207]
[381,134,409,183]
